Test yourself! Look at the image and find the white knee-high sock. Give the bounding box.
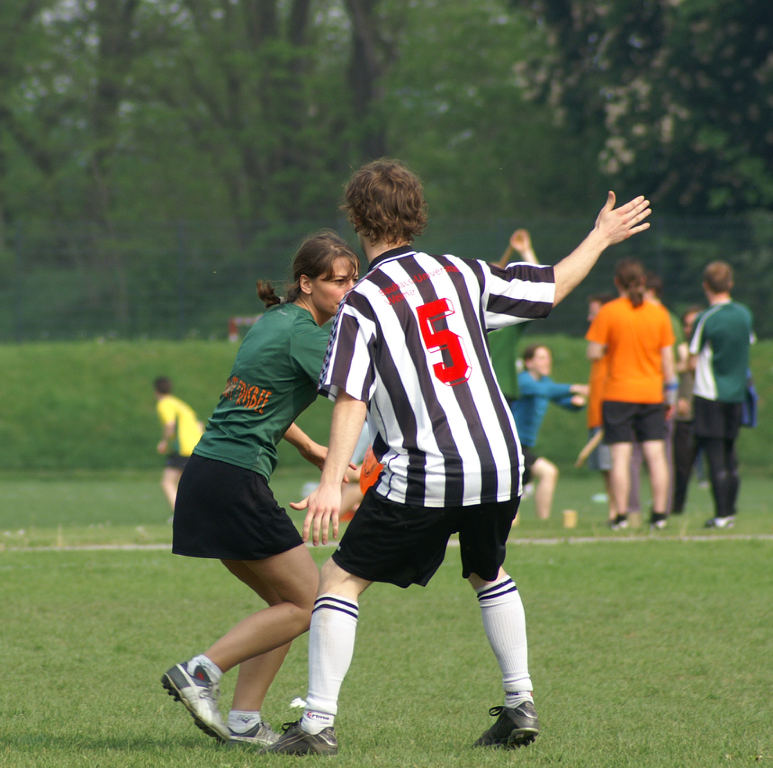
[302,594,359,734]
[477,575,533,705]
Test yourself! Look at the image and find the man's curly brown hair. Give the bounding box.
[341,159,428,246]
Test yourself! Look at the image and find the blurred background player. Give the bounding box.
[690,261,755,529]
[626,271,682,519]
[579,294,617,523]
[672,305,703,514]
[161,231,358,747]
[153,376,204,513]
[487,228,539,495]
[511,344,587,520]
[586,258,675,530]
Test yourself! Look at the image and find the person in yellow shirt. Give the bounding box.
[154,376,204,512]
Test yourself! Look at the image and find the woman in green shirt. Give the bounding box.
[161,230,358,747]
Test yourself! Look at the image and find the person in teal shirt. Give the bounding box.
[161,231,359,747]
[511,344,588,519]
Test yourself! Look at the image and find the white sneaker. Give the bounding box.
[230,720,280,746]
[704,516,735,529]
[161,660,229,741]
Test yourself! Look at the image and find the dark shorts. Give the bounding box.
[521,446,538,485]
[165,453,190,471]
[172,454,303,560]
[332,490,518,588]
[693,396,742,441]
[603,401,666,444]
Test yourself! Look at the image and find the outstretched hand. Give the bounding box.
[290,482,342,545]
[594,191,651,246]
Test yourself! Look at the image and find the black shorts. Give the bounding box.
[332,490,518,588]
[602,401,666,444]
[521,446,538,485]
[693,396,742,440]
[172,454,303,560]
[165,453,190,471]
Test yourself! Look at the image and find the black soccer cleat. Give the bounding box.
[609,514,629,531]
[473,700,540,749]
[649,511,668,530]
[264,720,338,756]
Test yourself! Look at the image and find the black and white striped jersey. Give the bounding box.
[319,245,555,507]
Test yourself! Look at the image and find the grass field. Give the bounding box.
[1,471,771,767]
[2,468,772,549]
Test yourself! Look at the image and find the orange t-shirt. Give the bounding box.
[587,355,608,428]
[585,297,675,404]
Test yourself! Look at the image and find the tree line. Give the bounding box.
[0,0,770,338]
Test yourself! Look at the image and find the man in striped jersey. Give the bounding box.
[689,261,754,529]
[269,159,651,755]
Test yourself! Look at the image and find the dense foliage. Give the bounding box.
[0,1,770,339]
[1,0,769,231]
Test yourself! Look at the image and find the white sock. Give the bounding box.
[228,710,261,733]
[505,690,534,709]
[476,575,533,703]
[188,653,222,683]
[301,594,359,735]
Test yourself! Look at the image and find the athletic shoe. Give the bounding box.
[704,515,735,529]
[609,514,628,531]
[649,512,668,530]
[473,701,540,749]
[264,721,338,755]
[161,661,229,741]
[229,721,280,747]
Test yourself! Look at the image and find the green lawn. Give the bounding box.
[1,468,771,549]
[0,471,771,767]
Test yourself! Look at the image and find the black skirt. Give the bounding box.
[172,454,303,560]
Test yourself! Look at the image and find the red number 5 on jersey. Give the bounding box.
[417,298,471,386]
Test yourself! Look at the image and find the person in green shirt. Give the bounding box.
[689,261,755,528]
[161,230,359,747]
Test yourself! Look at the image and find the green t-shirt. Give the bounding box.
[488,323,527,401]
[194,303,330,478]
[690,301,754,403]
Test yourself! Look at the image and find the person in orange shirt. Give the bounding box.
[586,259,676,530]
[583,294,617,523]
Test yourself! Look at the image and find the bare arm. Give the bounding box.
[552,192,651,306]
[283,422,327,470]
[291,393,368,545]
[661,345,676,385]
[662,345,677,419]
[674,341,690,374]
[495,228,539,267]
[587,341,605,361]
[157,421,176,453]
